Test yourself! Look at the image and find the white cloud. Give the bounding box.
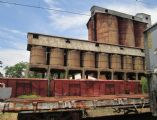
[49,13,89,30]
[0,49,29,74]
[0,26,27,50]
[0,27,26,36]
[44,0,90,30]
[105,1,157,24]
[0,26,28,75]
[44,0,59,8]
[44,0,157,32]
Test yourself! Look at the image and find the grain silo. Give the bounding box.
[118,18,135,47]
[50,48,64,66]
[30,46,46,65]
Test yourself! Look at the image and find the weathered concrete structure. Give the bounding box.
[144,22,157,116]
[27,6,151,80]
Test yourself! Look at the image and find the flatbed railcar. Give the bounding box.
[0,78,150,120]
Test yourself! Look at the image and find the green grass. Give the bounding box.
[17,94,40,99]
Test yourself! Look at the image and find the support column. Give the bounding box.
[97,70,100,79]
[136,73,138,80]
[47,66,51,97]
[47,67,51,78]
[82,69,85,79]
[124,72,127,80]
[65,68,69,79]
[25,64,30,78]
[111,71,114,80]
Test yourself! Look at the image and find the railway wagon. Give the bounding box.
[0,78,142,98]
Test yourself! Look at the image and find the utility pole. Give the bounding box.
[0,61,3,77]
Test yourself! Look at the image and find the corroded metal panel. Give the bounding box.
[0,95,149,117]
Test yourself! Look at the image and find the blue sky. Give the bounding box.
[0,0,157,73]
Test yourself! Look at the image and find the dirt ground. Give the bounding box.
[0,113,18,120]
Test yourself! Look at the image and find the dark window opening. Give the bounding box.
[100,71,111,80]
[66,39,71,43]
[141,49,144,53]
[120,47,124,50]
[33,34,39,39]
[105,9,108,13]
[95,43,99,47]
[145,17,148,20]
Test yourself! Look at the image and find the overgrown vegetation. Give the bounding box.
[3,61,43,78]
[140,76,148,94]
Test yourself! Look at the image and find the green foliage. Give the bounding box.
[140,76,148,94]
[4,62,47,78]
[4,62,27,78]
[28,72,43,78]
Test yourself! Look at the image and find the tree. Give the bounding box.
[4,62,27,78]
[4,62,44,78]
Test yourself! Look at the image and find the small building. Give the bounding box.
[144,23,157,116]
[144,23,157,72]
